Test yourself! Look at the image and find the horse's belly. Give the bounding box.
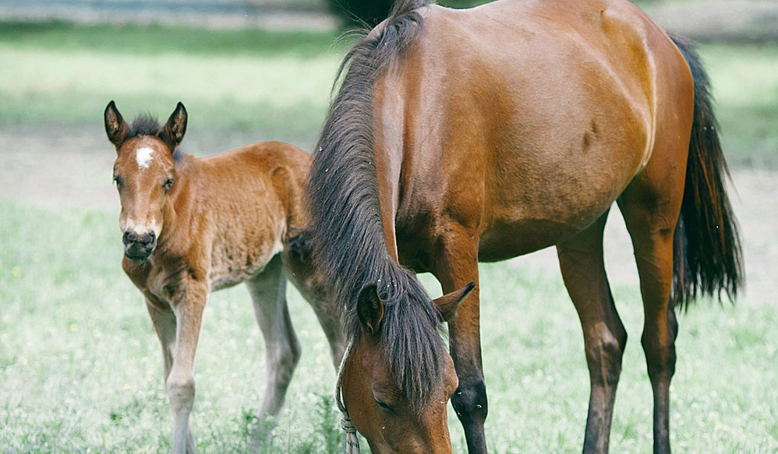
[478,217,576,262]
[478,151,629,262]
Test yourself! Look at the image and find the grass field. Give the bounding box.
[1,18,777,454]
[0,22,343,142]
[0,199,776,453]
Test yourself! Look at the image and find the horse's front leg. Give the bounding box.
[433,229,487,454]
[166,284,208,454]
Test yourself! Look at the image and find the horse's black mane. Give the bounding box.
[127,114,184,161]
[305,0,439,409]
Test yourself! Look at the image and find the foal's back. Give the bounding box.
[172,142,311,290]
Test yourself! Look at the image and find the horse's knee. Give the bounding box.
[668,308,679,339]
[271,338,302,385]
[166,376,195,413]
[586,325,627,388]
[641,333,677,382]
[451,377,488,424]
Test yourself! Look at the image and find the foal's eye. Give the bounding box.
[163,178,174,191]
[113,176,123,188]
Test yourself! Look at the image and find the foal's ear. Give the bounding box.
[104,101,128,148]
[357,284,384,337]
[433,282,475,321]
[162,102,188,152]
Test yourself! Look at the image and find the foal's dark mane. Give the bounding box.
[127,114,184,161]
[305,0,439,408]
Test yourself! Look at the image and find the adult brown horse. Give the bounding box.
[304,0,743,453]
[104,102,344,454]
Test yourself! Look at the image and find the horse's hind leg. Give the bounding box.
[557,210,627,454]
[618,173,684,454]
[245,254,302,445]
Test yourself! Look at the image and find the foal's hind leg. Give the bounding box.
[618,181,683,454]
[245,254,302,446]
[557,210,627,454]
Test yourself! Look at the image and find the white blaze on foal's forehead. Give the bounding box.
[135,147,154,169]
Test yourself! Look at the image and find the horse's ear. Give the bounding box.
[104,101,127,148]
[433,282,475,321]
[162,102,187,152]
[357,284,384,337]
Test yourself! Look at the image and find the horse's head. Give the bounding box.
[342,281,475,453]
[104,101,187,261]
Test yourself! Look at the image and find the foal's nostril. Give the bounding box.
[123,230,155,246]
[141,231,156,245]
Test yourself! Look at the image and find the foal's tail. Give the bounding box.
[670,34,744,309]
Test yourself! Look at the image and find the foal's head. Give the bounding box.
[104,101,187,261]
[342,282,474,453]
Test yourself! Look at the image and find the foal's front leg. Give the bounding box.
[158,285,207,454]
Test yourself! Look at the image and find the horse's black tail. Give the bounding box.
[669,34,744,310]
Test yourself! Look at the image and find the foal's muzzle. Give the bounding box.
[123,230,157,260]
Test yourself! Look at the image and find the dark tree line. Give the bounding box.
[327,0,489,27]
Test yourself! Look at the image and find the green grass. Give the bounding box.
[1,200,776,453]
[0,21,776,165]
[702,44,778,168]
[0,22,346,143]
[0,22,340,58]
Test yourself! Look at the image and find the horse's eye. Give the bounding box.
[163,178,174,191]
[375,399,395,413]
[113,176,123,188]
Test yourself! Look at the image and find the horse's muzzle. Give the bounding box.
[123,230,157,261]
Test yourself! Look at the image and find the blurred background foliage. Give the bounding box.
[0,0,776,165]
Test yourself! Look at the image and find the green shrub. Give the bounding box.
[326,0,492,28]
[326,0,394,27]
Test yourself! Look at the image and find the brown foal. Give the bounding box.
[104,101,344,454]
[304,0,743,453]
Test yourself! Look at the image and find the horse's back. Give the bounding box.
[383,0,692,260]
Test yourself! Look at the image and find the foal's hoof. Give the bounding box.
[247,414,276,453]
